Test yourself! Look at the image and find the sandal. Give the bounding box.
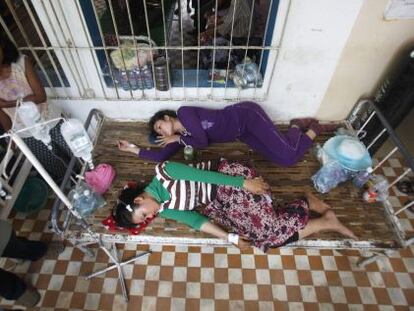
[309,121,340,135]
[396,180,414,195]
[289,118,317,130]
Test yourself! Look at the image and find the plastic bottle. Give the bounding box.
[60,119,94,169]
[313,143,323,164]
[16,101,52,149]
[128,69,139,91]
[312,161,351,193]
[353,167,373,188]
[68,182,106,217]
[184,145,194,161]
[233,57,263,89]
[142,65,154,89]
[0,181,7,198]
[133,67,145,90]
[363,174,389,203]
[70,189,96,217]
[120,70,132,91]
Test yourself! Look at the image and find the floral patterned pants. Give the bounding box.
[202,159,310,252]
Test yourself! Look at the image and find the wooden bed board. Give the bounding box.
[65,119,405,250]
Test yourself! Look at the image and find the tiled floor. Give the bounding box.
[1,157,414,311]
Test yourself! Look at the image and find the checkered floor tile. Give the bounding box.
[1,157,414,310]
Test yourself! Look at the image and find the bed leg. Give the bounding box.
[357,250,394,268]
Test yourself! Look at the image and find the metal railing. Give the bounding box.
[346,99,414,253]
[50,109,105,236]
[0,0,286,101]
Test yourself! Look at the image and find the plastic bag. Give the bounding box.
[312,161,352,193]
[85,163,116,195]
[363,174,389,203]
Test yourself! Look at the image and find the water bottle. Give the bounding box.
[0,181,9,199]
[183,145,194,161]
[128,69,139,91]
[142,65,154,89]
[70,190,94,217]
[244,59,262,86]
[312,161,351,193]
[68,182,105,217]
[81,189,98,216]
[133,67,145,90]
[353,167,373,188]
[16,101,52,149]
[120,70,131,91]
[60,119,94,169]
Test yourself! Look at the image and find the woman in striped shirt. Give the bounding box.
[113,160,357,251]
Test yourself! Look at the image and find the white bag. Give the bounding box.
[110,36,158,70]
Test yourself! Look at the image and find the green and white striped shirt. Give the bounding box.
[155,161,214,211]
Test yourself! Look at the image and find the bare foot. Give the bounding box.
[305,192,331,214]
[324,210,358,240]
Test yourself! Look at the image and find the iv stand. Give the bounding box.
[8,129,151,302]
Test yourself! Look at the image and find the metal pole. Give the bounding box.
[10,133,82,220]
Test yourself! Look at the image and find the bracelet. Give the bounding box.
[227,233,239,245]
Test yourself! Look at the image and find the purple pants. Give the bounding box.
[234,102,313,166]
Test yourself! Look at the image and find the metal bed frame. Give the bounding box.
[44,99,414,300]
[52,101,413,254]
[345,99,414,266]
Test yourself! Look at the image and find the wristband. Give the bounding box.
[227,233,239,245]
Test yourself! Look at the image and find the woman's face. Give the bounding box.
[153,116,174,137]
[131,196,159,223]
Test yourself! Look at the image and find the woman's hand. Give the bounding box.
[155,134,180,146]
[117,140,140,155]
[243,177,270,195]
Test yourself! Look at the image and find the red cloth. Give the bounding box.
[101,181,155,235]
[102,214,153,235]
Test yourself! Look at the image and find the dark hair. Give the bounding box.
[112,184,146,228]
[148,110,177,138]
[0,33,19,65]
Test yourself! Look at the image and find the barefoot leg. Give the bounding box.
[298,210,357,240]
[305,192,331,214]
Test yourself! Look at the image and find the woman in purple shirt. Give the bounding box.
[118,101,334,166]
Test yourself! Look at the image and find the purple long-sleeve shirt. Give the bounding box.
[139,105,242,162]
[139,101,313,166]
